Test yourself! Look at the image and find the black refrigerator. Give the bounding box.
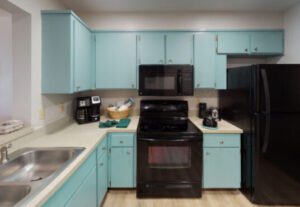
[219,64,300,205]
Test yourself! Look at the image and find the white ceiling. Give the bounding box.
[60,0,300,12]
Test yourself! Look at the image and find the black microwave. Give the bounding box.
[139,65,194,96]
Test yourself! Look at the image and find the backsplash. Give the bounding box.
[77,89,218,116]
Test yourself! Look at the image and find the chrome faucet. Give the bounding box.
[0,143,12,164]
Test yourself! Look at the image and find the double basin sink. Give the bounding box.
[0,147,85,207]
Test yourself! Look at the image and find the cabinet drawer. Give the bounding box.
[110,133,134,147]
[203,134,240,147]
[97,137,107,159]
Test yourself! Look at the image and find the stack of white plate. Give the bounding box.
[0,120,24,135]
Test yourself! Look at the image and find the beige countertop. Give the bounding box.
[11,115,242,206]
[189,117,243,134]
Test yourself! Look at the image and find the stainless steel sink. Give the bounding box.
[0,185,31,207]
[0,147,85,206]
[0,147,84,182]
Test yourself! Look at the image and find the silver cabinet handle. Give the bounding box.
[120,141,124,144]
[219,141,224,145]
[126,151,131,155]
[254,47,258,52]
[131,84,135,88]
[245,48,248,52]
[168,59,173,63]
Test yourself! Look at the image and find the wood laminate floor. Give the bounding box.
[102,190,299,207]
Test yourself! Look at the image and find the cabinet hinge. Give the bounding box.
[109,181,111,186]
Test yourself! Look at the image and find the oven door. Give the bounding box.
[137,137,202,182]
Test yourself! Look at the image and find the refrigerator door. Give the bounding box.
[258,64,300,113]
[253,113,300,205]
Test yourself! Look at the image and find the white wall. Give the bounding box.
[79,11,283,30]
[12,12,31,125]
[0,9,13,122]
[275,3,300,63]
[2,0,71,129]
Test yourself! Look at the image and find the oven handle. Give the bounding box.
[138,137,202,142]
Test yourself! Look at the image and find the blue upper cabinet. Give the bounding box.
[217,31,284,56]
[73,20,93,92]
[95,32,137,89]
[137,33,165,64]
[215,55,227,89]
[194,33,217,89]
[217,32,250,55]
[42,11,93,94]
[166,33,194,64]
[194,33,227,89]
[250,31,284,55]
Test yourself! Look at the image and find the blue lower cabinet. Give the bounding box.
[108,133,136,188]
[203,148,241,188]
[43,151,97,207]
[97,153,108,205]
[65,166,97,207]
[110,147,134,188]
[203,134,241,189]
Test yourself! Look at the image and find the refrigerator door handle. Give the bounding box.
[261,69,271,153]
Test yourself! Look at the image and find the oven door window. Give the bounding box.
[148,146,191,169]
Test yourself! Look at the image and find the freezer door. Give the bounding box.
[252,113,300,205]
[259,64,300,113]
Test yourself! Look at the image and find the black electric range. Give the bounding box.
[137,100,203,198]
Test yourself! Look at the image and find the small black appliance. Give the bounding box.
[202,108,220,128]
[198,102,207,118]
[75,96,101,124]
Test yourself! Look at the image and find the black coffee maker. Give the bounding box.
[75,96,101,124]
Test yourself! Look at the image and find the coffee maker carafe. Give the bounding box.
[75,96,101,124]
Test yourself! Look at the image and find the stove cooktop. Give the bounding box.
[137,118,202,138]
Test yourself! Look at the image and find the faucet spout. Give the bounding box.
[0,143,12,164]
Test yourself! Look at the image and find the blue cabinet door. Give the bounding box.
[215,55,227,89]
[42,13,73,94]
[65,166,97,207]
[43,151,96,207]
[97,153,108,205]
[73,19,93,92]
[250,31,284,55]
[166,33,194,64]
[217,32,250,55]
[194,33,216,89]
[110,147,134,188]
[95,33,137,89]
[138,33,165,64]
[203,147,241,189]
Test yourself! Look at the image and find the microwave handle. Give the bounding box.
[177,71,183,94]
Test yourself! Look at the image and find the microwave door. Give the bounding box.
[177,70,183,94]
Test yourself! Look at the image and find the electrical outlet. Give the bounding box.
[39,109,45,120]
[60,103,65,112]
